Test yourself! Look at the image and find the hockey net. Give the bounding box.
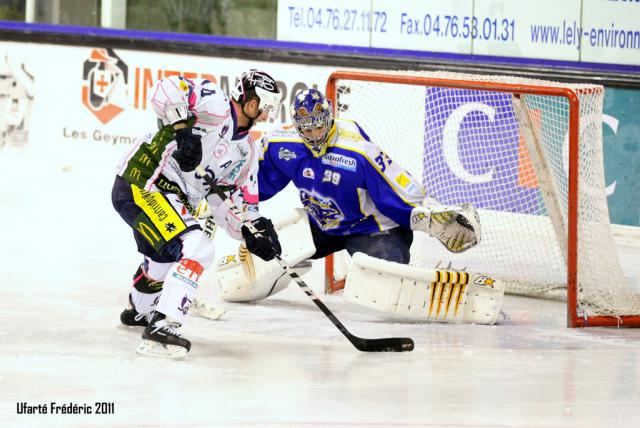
[324,70,640,327]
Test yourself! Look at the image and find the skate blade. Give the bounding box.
[118,324,144,330]
[191,299,227,320]
[135,340,188,359]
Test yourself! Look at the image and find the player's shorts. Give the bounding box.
[308,220,413,264]
[111,175,200,263]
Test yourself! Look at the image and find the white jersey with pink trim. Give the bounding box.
[149,75,231,132]
[116,76,260,240]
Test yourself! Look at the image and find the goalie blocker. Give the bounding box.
[344,253,505,325]
[216,208,315,301]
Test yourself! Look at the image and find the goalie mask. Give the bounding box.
[291,89,334,157]
[231,69,282,122]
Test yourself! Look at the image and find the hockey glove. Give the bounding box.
[172,127,204,172]
[411,201,481,253]
[241,217,282,262]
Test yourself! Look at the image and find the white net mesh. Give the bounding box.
[331,70,640,318]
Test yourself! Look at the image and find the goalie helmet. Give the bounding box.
[291,89,334,157]
[230,69,281,120]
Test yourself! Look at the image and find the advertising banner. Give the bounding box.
[602,87,640,226]
[420,86,640,226]
[370,0,473,54]
[276,0,371,47]
[582,0,640,65]
[473,0,582,61]
[421,88,541,214]
[277,0,640,66]
[0,42,334,161]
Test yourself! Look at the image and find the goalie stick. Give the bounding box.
[196,166,414,352]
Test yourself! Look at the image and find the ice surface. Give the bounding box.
[1,144,639,428]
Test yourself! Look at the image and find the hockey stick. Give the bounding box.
[196,166,414,352]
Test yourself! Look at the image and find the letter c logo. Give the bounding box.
[442,102,496,184]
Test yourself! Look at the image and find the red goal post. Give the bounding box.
[324,70,640,328]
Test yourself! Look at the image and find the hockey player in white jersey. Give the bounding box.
[112,70,282,357]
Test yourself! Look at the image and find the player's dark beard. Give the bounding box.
[239,104,261,133]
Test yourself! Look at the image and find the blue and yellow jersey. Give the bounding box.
[258,118,426,236]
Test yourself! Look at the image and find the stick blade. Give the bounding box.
[352,337,414,352]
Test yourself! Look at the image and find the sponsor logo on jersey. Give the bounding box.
[278,147,297,160]
[338,128,364,141]
[321,153,357,172]
[235,140,249,158]
[131,185,187,241]
[218,124,230,138]
[227,159,246,181]
[271,126,297,136]
[394,172,419,193]
[172,271,198,289]
[178,295,192,315]
[302,168,315,179]
[214,143,228,158]
[81,48,128,124]
[173,258,203,290]
[395,172,411,188]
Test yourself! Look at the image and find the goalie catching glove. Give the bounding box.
[410,199,481,253]
[241,217,282,261]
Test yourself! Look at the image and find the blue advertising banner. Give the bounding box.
[421,86,639,226]
[422,88,542,214]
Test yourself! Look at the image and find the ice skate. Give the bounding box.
[136,313,191,358]
[120,294,152,327]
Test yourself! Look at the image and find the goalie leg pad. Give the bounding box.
[217,208,315,302]
[343,253,504,324]
[189,296,226,320]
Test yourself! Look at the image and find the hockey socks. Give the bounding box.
[120,265,163,327]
